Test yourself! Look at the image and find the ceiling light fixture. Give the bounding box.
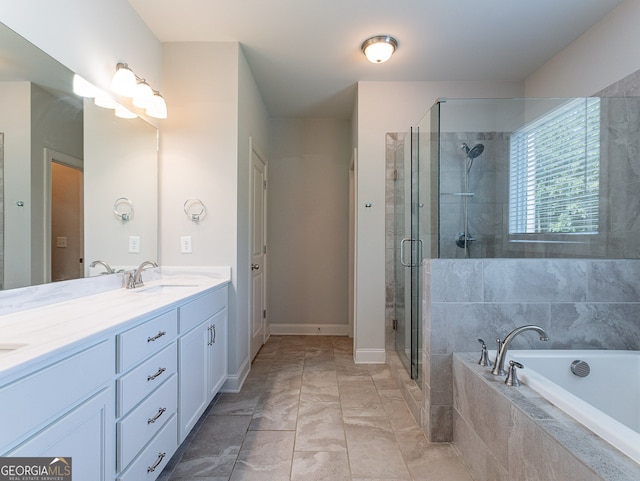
[361,35,398,64]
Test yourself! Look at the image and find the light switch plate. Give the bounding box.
[181,236,192,254]
[128,236,141,253]
[56,236,68,248]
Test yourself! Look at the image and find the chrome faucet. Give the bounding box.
[491,325,549,376]
[89,260,114,274]
[126,260,158,289]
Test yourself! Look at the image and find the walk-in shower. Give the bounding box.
[387,95,640,387]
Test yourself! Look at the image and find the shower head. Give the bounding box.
[460,142,484,159]
[468,143,484,159]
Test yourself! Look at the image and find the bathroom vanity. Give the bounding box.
[0,269,229,481]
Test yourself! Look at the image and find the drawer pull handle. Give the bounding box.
[212,324,216,344]
[147,367,166,381]
[147,331,166,343]
[147,407,167,424]
[147,452,166,473]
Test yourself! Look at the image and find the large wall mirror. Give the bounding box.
[0,21,158,290]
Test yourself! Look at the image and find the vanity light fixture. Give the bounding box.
[115,104,138,119]
[361,35,398,63]
[132,79,154,109]
[94,91,119,109]
[72,74,98,98]
[111,63,137,97]
[146,91,168,119]
[111,62,168,118]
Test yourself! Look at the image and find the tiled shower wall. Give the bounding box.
[439,100,640,259]
[422,258,640,441]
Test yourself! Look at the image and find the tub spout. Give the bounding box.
[491,325,549,376]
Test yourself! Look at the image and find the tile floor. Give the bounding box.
[158,335,474,481]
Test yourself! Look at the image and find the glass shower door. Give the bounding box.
[392,127,421,382]
[392,132,412,376]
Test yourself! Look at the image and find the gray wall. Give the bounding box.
[267,118,351,334]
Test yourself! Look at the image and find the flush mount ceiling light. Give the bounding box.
[361,35,398,63]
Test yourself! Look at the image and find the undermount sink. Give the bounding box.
[0,343,28,355]
[133,283,200,294]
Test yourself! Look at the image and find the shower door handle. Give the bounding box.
[401,238,424,267]
[400,238,411,267]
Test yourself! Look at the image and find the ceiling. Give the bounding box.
[127,0,624,119]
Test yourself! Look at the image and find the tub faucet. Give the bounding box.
[491,325,549,376]
[127,260,158,289]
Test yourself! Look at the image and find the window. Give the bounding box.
[509,98,600,235]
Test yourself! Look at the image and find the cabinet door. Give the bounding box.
[7,387,114,481]
[208,309,227,400]
[177,320,209,442]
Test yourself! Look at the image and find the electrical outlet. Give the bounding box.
[181,236,192,254]
[128,236,141,253]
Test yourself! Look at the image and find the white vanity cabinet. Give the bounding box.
[0,275,229,481]
[177,286,228,442]
[0,339,116,481]
[115,309,178,481]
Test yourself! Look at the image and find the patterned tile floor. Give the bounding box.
[158,335,474,481]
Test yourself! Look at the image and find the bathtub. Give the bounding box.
[504,349,640,464]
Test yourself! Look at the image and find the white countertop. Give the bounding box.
[0,268,230,381]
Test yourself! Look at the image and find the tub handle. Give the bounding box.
[505,360,523,387]
[477,339,493,367]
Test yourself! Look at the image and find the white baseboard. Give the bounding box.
[269,323,349,336]
[221,356,250,393]
[354,348,386,364]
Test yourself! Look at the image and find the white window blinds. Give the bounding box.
[509,98,600,235]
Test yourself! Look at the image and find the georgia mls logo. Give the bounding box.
[0,457,72,481]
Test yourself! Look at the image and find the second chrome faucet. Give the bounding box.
[491,325,549,376]
[125,260,158,289]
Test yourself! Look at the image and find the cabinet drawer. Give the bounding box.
[0,339,114,451]
[117,414,178,481]
[117,342,177,416]
[117,374,177,471]
[118,309,177,372]
[179,286,227,333]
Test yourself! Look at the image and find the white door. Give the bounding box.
[250,143,267,360]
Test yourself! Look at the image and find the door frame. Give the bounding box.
[44,148,83,283]
[249,137,268,360]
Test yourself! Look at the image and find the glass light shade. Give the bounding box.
[146,92,167,119]
[115,104,137,119]
[94,91,119,109]
[72,74,97,98]
[132,80,154,109]
[111,63,137,97]
[362,36,398,63]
